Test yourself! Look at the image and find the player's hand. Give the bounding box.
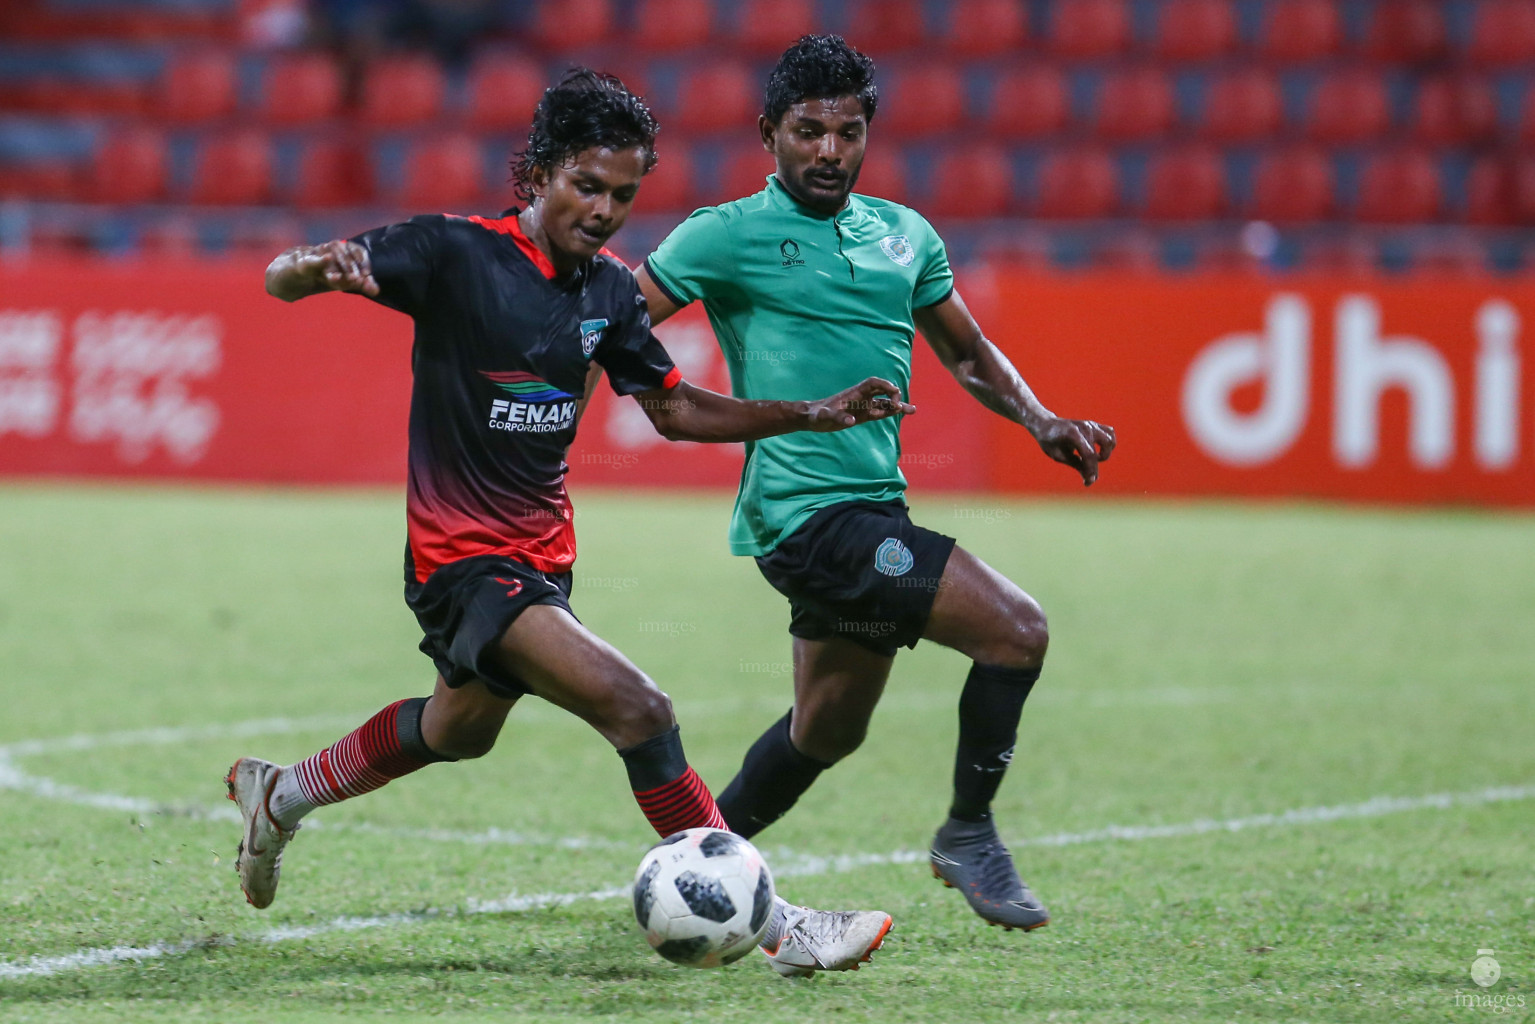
[1034,417,1116,485]
[297,240,380,297]
[806,377,916,432]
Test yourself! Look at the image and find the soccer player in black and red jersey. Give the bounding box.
[224,70,902,976]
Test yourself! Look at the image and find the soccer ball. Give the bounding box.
[632,827,776,968]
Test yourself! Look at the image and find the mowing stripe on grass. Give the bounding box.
[3,782,1531,981]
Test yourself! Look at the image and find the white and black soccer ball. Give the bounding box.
[632,827,776,968]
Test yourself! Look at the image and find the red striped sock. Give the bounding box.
[633,766,729,837]
[291,700,433,807]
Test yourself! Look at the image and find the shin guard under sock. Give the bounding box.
[619,725,728,836]
[271,696,453,827]
[949,664,1041,823]
[716,710,833,839]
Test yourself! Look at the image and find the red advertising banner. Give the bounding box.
[0,259,412,484]
[2,259,1532,507]
[965,272,1535,506]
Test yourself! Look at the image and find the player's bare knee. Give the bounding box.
[606,683,674,746]
[793,706,867,763]
[433,720,500,760]
[978,600,1049,669]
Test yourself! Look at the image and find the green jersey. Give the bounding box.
[645,176,954,556]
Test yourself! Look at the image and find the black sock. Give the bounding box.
[397,696,457,762]
[716,711,833,838]
[949,663,1040,823]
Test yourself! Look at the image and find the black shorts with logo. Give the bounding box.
[404,553,574,699]
[754,501,957,658]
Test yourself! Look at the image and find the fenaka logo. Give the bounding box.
[579,318,609,358]
[1182,294,1523,471]
[780,239,805,268]
[480,370,577,433]
[879,234,915,267]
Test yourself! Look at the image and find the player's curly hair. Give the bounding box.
[510,68,659,201]
[763,34,878,125]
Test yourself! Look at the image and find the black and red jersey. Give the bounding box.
[351,211,681,582]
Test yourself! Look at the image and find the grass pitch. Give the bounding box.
[0,484,1530,1023]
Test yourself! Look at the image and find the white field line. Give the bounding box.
[0,718,629,850]
[0,690,1318,849]
[3,781,1531,982]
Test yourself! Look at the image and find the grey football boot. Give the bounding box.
[929,817,1049,931]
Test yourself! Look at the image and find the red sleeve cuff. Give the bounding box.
[660,366,684,390]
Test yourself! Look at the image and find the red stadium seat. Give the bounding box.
[189,131,273,205]
[879,66,966,138]
[1094,230,1161,272]
[1250,147,1334,222]
[360,56,445,128]
[290,139,374,209]
[1306,70,1391,144]
[158,50,237,122]
[637,144,697,213]
[1257,0,1341,62]
[674,63,757,133]
[1154,0,1238,61]
[1467,154,1535,225]
[1520,80,1535,144]
[942,0,1027,57]
[716,146,774,205]
[846,0,926,53]
[1363,0,1447,62]
[1048,0,1130,58]
[989,66,1068,139]
[1143,146,1226,221]
[1094,67,1175,141]
[1411,76,1498,145]
[257,52,343,125]
[1201,69,1283,143]
[1035,148,1119,219]
[397,135,485,211]
[533,0,612,49]
[1354,150,1441,223]
[465,55,546,133]
[91,129,167,203]
[926,146,1013,218]
[138,217,199,258]
[853,149,909,205]
[1467,0,1535,67]
[633,0,714,51]
[732,0,818,55]
[225,217,304,257]
[1303,235,1378,275]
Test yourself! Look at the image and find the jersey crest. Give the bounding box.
[879,234,915,267]
[580,318,610,357]
[874,537,915,576]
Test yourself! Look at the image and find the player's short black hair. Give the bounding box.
[511,68,659,201]
[763,34,878,125]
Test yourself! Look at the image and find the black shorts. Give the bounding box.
[404,553,574,699]
[754,500,956,658]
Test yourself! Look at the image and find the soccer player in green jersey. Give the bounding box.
[629,36,1116,932]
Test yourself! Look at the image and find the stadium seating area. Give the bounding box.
[0,0,1531,272]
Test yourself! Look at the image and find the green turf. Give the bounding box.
[0,484,1530,1023]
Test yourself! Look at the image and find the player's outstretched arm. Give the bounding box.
[634,264,684,328]
[634,378,914,444]
[265,240,380,302]
[914,290,1116,486]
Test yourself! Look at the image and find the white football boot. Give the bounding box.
[224,757,300,909]
[761,897,893,977]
